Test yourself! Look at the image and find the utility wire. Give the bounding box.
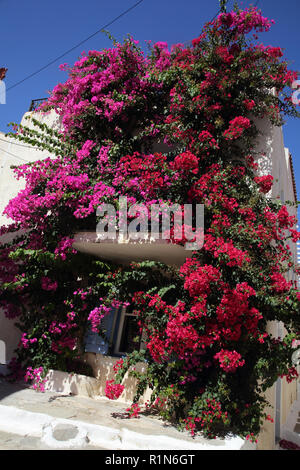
[5,0,261,93]
[0,136,42,149]
[210,9,221,22]
[0,146,31,163]
[6,0,144,92]
[183,8,221,48]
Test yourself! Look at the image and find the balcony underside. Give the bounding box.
[73,231,192,267]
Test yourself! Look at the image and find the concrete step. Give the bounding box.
[0,429,106,450]
[0,379,255,451]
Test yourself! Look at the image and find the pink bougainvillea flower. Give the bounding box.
[41,277,58,291]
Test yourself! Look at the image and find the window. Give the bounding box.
[84,304,144,356]
[84,306,119,355]
[113,305,143,356]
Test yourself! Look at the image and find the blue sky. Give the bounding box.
[0,0,299,203]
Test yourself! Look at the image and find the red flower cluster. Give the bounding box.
[105,380,124,400]
[254,175,274,193]
[198,131,219,149]
[216,283,262,340]
[223,116,251,140]
[243,99,256,111]
[216,46,234,64]
[204,235,251,267]
[182,263,221,298]
[271,272,292,293]
[184,399,229,437]
[281,367,299,384]
[277,206,296,229]
[173,151,199,173]
[166,315,199,358]
[214,349,245,373]
[126,403,141,418]
[146,334,167,363]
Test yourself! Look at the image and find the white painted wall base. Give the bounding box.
[0,404,256,450]
[281,394,300,446]
[43,369,101,399]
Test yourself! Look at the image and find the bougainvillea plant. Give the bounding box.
[0,6,300,441]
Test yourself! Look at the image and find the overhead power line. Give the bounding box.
[6,0,145,92]
[0,136,41,149]
[5,0,262,94]
[0,146,31,163]
[183,8,221,48]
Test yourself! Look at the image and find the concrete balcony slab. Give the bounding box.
[73,231,194,267]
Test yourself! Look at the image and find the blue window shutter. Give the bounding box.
[84,307,118,355]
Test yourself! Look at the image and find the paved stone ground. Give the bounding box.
[0,430,106,450]
[0,379,208,442]
[0,378,255,450]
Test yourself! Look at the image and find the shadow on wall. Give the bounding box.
[253,115,274,176]
[0,340,5,362]
[42,354,152,404]
[0,379,30,402]
[0,309,22,372]
[44,368,100,399]
[12,354,153,405]
[0,342,30,401]
[84,353,152,404]
[0,232,25,372]
[0,340,6,374]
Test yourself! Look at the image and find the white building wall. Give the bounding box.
[0,110,61,226]
[0,109,61,370]
[254,116,297,267]
[254,116,298,449]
